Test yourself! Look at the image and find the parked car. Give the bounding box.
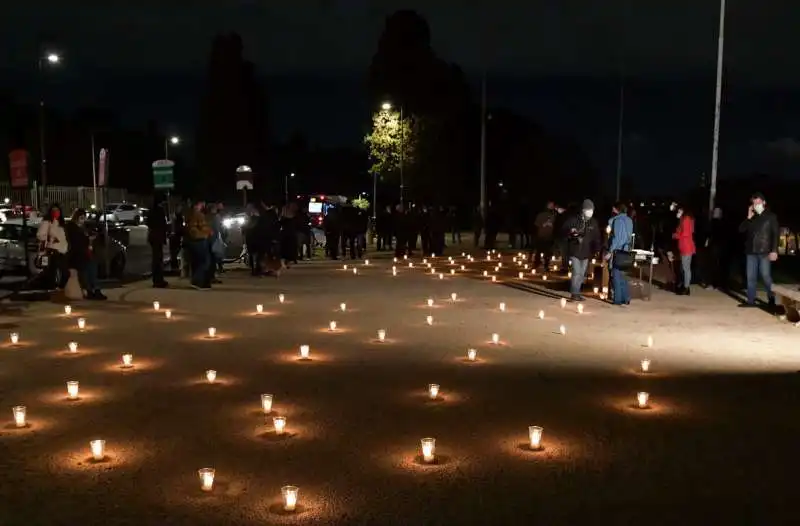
[0,219,127,280]
[103,203,143,225]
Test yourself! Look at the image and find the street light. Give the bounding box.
[165,135,179,160]
[380,100,404,204]
[38,51,61,191]
[285,172,295,204]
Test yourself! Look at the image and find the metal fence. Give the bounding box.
[0,182,149,212]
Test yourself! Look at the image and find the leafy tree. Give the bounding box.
[363,109,417,185]
[351,196,370,210]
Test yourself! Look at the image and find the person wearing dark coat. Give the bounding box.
[563,199,601,301]
[147,195,170,288]
[65,208,106,300]
[376,205,393,251]
[324,205,342,260]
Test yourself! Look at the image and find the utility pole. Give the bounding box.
[708,0,727,219]
[399,106,405,205]
[615,76,625,202]
[479,74,487,219]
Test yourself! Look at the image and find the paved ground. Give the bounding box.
[0,250,797,525]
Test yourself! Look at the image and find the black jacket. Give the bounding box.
[65,222,92,269]
[739,210,779,255]
[563,214,601,260]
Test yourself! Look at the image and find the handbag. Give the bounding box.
[34,223,53,269]
[612,249,634,270]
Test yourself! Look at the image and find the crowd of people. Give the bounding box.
[69,189,780,310]
[36,203,107,300]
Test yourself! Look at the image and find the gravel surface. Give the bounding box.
[0,252,797,525]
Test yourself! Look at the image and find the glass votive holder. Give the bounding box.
[90,439,106,461]
[273,416,287,435]
[281,485,299,512]
[165,310,172,319]
[12,405,26,427]
[467,348,477,361]
[340,302,346,312]
[420,437,436,463]
[67,380,79,400]
[559,325,566,335]
[261,394,273,413]
[205,370,217,383]
[10,332,19,345]
[329,321,337,331]
[77,318,86,330]
[450,293,457,302]
[640,359,651,373]
[278,293,285,303]
[637,391,650,409]
[256,304,263,314]
[377,329,386,342]
[68,341,78,353]
[64,305,72,315]
[560,298,567,308]
[426,315,433,326]
[299,345,310,359]
[538,310,545,320]
[491,333,500,345]
[198,468,215,491]
[427,298,434,307]
[491,275,497,282]
[528,425,544,450]
[207,327,216,338]
[499,302,506,312]
[121,354,133,368]
[428,383,440,400]
[577,303,584,314]
[153,301,160,311]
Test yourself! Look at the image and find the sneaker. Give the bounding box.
[571,294,586,302]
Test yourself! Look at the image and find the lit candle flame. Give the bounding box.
[90,439,106,461]
[205,370,217,383]
[12,405,26,427]
[153,301,160,311]
[273,416,287,435]
[377,329,386,342]
[121,354,133,368]
[282,485,299,512]
[428,383,440,399]
[528,425,544,450]
[198,468,215,492]
[467,348,477,361]
[299,345,310,359]
[67,381,79,399]
[68,341,78,353]
[420,437,436,463]
[256,304,263,314]
[637,391,650,408]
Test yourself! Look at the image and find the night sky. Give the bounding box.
[2,1,800,193]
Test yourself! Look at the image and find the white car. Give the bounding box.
[103,203,142,225]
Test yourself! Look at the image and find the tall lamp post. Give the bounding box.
[38,52,61,196]
[381,101,404,205]
[165,135,179,160]
[285,172,295,203]
[708,0,727,219]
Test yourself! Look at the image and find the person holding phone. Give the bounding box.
[738,192,779,309]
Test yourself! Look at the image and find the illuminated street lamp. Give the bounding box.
[38,51,62,190]
[379,100,405,203]
[165,135,179,160]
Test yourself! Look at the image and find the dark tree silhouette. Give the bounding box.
[195,33,269,200]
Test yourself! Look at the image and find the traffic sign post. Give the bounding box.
[236,165,254,207]
[8,150,31,277]
[152,159,175,190]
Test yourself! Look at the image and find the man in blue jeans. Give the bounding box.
[563,199,601,301]
[738,192,779,309]
[605,201,634,306]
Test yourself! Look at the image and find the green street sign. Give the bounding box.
[152,159,175,190]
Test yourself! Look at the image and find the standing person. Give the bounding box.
[65,209,106,300]
[393,204,407,258]
[605,201,634,306]
[672,206,696,295]
[447,206,461,246]
[185,200,212,290]
[36,203,69,291]
[564,199,601,301]
[206,204,224,283]
[376,205,393,252]
[324,205,342,259]
[169,204,184,273]
[147,195,170,288]
[532,201,557,268]
[295,206,312,260]
[738,192,779,309]
[280,203,299,265]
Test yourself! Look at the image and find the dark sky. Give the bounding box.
[2,1,800,193]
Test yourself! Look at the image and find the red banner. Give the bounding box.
[8,149,28,189]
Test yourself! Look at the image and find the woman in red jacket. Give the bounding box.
[672,206,696,295]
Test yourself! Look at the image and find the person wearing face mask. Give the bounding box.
[36,203,69,292]
[738,192,779,309]
[65,209,106,300]
[563,199,601,301]
[672,206,696,295]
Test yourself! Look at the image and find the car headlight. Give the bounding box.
[222,218,234,229]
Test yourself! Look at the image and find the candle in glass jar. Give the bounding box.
[637,391,650,409]
[121,354,133,368]
[282,485,299,511]
[68,341,78,353]
[153,301,160,311]
[77,318,86,330]
[67,381,79,399]
[420,437,436,463]
[12,405,26,427]
[198,468,215,492]
[273,416,287,435]
[64,305,72,315]
[426,315,433,326]
[9,332,19,345]
[256,304,264,314]
[205,370,217,383]
[278,293,285,303]
[299,345,310,359]
[528,426,544,450]
[428,383,440,399]
[491,333,500,344]
[467,348,477,361]
[261,394,273,413]
[165,310,172,319]
[377,329,386,342]
[90,439,106,461]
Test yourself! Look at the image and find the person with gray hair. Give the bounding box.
[563,199,602,301]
